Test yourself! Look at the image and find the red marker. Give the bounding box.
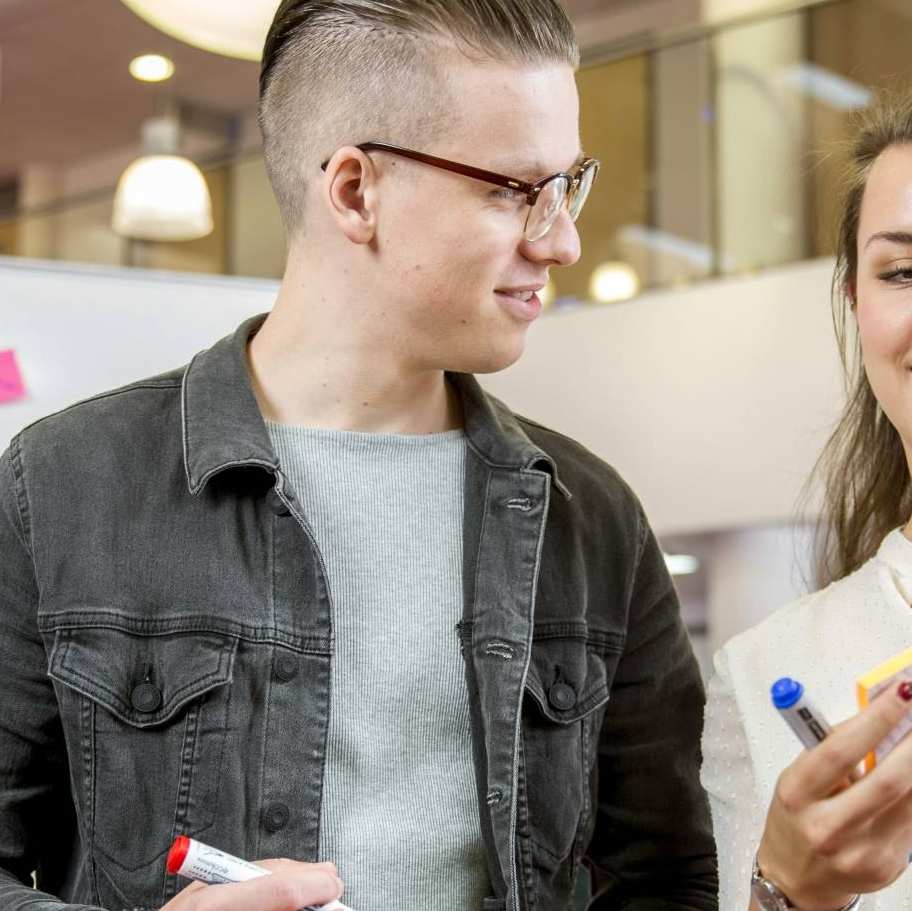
[167,836,353,911]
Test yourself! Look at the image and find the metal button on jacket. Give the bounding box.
[274,654,298,681]
[131,682,163,713]
[262,802,291,832]
[267,488,291,516]
[548,681,577,712]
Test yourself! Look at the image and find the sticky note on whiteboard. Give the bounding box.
[0,350,26,403]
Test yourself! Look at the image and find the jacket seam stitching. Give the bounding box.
[471,470,492,640]
[12,382,181,442]
[508,474,551,911]
[7,435,34,557]
[180,355,199,493]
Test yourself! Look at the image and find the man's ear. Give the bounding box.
[320,147,379,244]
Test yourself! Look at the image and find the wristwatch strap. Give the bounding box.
[751,854,862,911]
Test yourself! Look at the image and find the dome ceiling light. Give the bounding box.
[120,1,281,60]
[112,115,213,242]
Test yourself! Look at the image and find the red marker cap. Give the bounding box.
[167,835,190,875]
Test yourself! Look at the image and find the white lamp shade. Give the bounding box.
[120,0,280,60]
[112,155,214,242]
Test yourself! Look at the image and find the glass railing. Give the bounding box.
[1,0,906,309]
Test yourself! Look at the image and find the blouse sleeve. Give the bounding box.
[701,644,771,911]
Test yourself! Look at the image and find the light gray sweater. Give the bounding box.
[266,421,489,911]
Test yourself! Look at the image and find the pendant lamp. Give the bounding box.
[112,116,213,242]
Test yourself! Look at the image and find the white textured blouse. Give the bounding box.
[701,529,912,910]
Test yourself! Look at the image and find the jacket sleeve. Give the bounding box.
[700,645,767,911]
[585,508,718,910]
[0,440,104,911]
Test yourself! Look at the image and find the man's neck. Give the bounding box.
[246,301,463,435]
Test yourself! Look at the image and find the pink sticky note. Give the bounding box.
[0,349,26,403]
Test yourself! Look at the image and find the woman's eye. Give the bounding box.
[878,266,912,284]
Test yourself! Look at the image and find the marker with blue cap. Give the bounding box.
[771,677,833,749]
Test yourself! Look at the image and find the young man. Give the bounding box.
[0,3,717,910]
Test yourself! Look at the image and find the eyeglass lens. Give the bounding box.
[524,163,596,242]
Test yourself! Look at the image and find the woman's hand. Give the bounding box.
[757,681,912,910]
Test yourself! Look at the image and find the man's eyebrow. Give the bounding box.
[864,230,912,250]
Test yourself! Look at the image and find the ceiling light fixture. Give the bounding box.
[112,115,213,242]
[129,54,175,83]
[589,262,640,304]
[539,281,556,310]
[779,64,872,111]
[664,553,701,576]
[120,1,281,60]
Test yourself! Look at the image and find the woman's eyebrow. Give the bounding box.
[864,229,912,249]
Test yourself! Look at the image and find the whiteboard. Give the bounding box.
[0,256,276,451]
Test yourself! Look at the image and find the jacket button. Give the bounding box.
[274,654,298,681]
[548,682,577,711]
[267,488,291,516]
[263,802,290,832]
[131,682,163,713]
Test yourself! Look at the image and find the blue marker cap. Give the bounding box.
[771,677,804,709]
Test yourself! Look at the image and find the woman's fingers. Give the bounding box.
[823,714,912,835]
[786,682,912,802]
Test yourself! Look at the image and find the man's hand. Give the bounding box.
[161,859,345,911]
[756,682,912,910]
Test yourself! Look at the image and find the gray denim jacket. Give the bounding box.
[0,314,717,911]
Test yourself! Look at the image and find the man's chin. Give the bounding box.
[447,342,526,376]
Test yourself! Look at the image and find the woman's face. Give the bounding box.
[855,143,912,469]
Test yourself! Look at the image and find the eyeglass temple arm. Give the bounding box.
[320,142,541,201]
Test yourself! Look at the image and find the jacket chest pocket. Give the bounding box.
[520,636,618,864]
[48,626,238,873]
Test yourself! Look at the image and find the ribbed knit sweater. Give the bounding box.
[265,421,489,911]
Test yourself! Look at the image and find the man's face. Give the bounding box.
[371,58,583,375]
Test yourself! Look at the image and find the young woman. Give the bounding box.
[702,94,912,911]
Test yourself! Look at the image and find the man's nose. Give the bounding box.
[522,208,581,267]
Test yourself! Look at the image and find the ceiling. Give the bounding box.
[0,0,260,178]
[0,0,650,183]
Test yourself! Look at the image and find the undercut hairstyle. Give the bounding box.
[257,0,579,239]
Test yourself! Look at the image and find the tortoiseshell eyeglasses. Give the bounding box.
[320,141,600,242]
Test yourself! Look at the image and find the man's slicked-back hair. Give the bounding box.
[257,0,579,239]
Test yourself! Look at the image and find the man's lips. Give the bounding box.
[494,289,543,322]
[495,285,546,301]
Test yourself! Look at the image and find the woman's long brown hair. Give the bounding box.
[808,93,912,587]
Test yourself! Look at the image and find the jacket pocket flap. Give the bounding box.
[49,626,238,727]
[524,636,617,724]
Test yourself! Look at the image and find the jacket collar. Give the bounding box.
[181,312,569,499]
[448,372,570,499]
[181,313,277,496]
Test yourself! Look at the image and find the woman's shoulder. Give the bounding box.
[713,549,911,730]
[721,555,883,666]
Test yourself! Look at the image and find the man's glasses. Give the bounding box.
[320,142,600,242]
